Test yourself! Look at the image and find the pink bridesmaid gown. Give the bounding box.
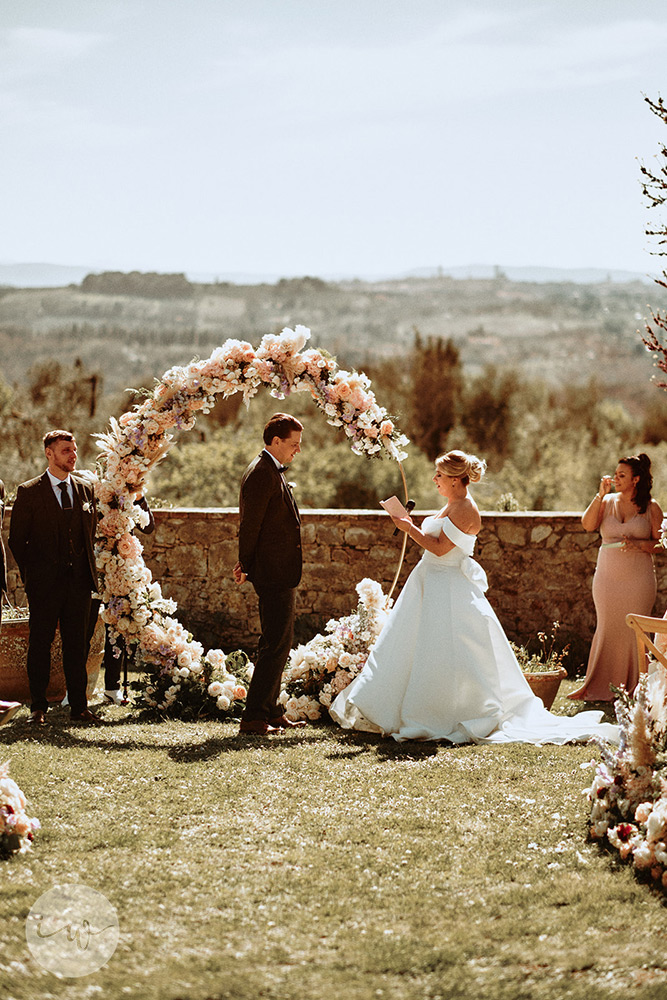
[571,497,657,701]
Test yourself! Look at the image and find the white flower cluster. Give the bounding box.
[0,761,40,856]
[585,665,667,890]
[279,578,392,721]
[660,517,667,551]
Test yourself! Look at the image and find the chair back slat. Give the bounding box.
[625,613,667,674]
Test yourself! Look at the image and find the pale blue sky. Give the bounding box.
[1,0,666,278]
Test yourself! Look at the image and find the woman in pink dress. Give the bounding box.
[569,453,663,702]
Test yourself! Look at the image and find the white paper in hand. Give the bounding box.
[380,496,410,518]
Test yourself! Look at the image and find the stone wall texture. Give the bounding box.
[4,509,667,671]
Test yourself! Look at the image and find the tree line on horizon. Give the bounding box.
[3,328,667,513]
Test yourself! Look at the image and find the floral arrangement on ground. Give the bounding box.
[0,761,40,859]
[137,648,254,721]
[92,325,408,718]
[585,664,667,890]
[279,578,392,721]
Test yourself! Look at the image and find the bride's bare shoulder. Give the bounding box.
[448,497,481,535]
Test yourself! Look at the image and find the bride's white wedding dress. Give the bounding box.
[330,515,619,744]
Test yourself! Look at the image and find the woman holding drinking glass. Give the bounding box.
[569,453,662,702]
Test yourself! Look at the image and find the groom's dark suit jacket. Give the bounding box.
[238,452,301,590]
[9,472,98,596]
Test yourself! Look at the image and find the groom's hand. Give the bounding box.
[233,561,247,585]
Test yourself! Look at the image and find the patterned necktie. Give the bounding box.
[58,481,72,509]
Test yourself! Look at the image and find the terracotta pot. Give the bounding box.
[0,614,105,704]
[524,666,568,710]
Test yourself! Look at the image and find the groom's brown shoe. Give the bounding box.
[27,710,47,725]
[271,714,306,729]
[239,719,284,735]
[70,709,105,725]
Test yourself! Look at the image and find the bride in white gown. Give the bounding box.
[330,450,619,745]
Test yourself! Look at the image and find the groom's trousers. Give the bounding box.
[243,585,296,721]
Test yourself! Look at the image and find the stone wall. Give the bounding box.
[4,509,667,670]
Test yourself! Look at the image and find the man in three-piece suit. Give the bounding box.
[0,478,7,625]
[9,430,101,726]
[233,413,307,735]
[0,478,22,725]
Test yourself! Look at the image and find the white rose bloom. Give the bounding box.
[216,695,231,711]
[356,578,386,609]
[647,804,667,843]
[290,645,307,666]
[208,681,225,697]
[285,697,301,717]
[305,699,322,720]
[654,844,667,865]
[632,842,654,869]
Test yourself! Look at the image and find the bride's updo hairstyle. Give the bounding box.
[436,450,486,486]
[619,452,653,514]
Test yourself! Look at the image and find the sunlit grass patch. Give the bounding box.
[0,682,665,1000]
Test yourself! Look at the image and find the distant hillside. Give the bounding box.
[0,262,94,288]
[1,271,666,409]
[0,261,655,288]
[404,265,654,285]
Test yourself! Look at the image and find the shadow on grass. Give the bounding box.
[0,707,454,763]
[0,708,346,759]
[328,729,442,761]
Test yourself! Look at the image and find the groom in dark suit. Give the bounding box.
[9,430,101,725]
[234,413,306,735]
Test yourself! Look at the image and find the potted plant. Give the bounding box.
[511,621,569,710]
[0,604,104,704]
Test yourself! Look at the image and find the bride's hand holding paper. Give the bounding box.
[380,496,413,533]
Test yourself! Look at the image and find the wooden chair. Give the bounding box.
[625,613,667,673]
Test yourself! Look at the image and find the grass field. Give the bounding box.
[1,680,666,1000]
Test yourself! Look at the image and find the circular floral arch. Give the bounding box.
[93,326,409,715]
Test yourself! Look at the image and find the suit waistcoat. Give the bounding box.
[57,500,90,582]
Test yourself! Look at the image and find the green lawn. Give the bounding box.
[1,681,666,1000]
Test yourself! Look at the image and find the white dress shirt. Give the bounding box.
[46,469,73,508]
